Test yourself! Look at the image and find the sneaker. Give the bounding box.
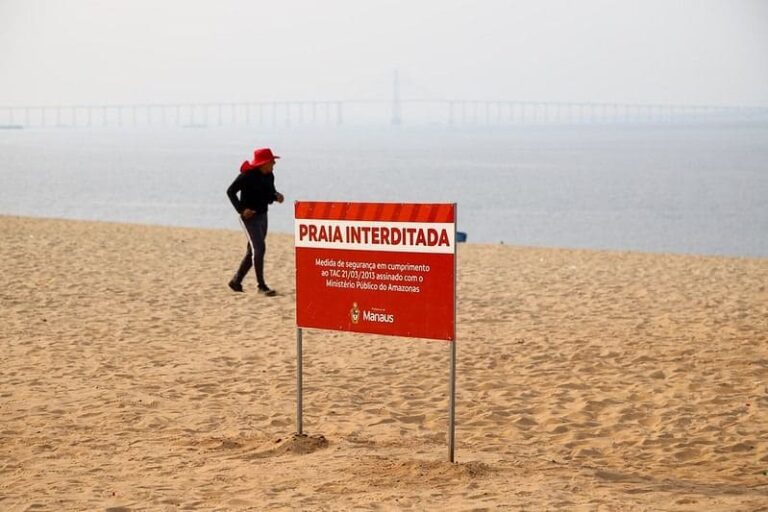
[257,285,277,297]
[228,280,244,292]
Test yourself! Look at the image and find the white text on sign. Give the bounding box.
[295,220,455,254]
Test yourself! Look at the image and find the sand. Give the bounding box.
[1,215,767,511]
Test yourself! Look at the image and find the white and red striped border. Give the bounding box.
[295,202,455,223]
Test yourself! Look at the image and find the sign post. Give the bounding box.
[294,202,458,461]
[296,327,303,435]
[449,313,456,462]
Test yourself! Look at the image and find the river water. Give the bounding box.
[1,123,766,257]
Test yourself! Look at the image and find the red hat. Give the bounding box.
[240,147,280,172]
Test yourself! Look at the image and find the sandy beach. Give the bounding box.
[1,215,767,511]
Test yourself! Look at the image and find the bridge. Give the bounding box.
[1,99,766,129]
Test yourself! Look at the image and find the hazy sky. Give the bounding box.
[1,0,766,107]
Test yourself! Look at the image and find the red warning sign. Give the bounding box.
[295,202,456,341]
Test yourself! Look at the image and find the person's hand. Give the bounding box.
[241,208,256,220]
[275,192,285,203]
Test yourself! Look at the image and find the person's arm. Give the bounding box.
[226,174,244,213]
[268,174,284,203]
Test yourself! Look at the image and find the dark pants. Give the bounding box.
[232,213,268,288]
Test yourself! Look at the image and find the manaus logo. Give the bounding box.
[363,309,395,324]
[350,302,395,325]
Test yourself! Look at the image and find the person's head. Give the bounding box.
[258,160,275,174]
[241,147,280,173]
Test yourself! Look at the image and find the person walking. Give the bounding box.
[226,147,284,296]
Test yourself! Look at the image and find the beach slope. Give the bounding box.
[1,215,767,510]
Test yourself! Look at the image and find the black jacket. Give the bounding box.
[226,170,277,215]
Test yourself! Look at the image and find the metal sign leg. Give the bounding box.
[297,328,303,435]
[449,339,456,463]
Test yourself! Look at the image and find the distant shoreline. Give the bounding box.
[1,213,765,261]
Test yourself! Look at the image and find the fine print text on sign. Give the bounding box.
[295,202,456,341]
